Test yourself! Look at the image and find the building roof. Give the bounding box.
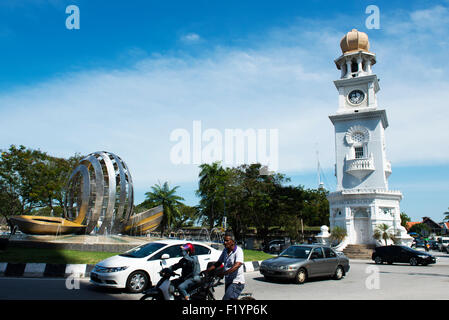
[422,217,442,229]
[405,221,421,230]
[440,222,449,230]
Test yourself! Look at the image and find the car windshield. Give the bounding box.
[401,246,419,253]
[119,242,166,258]
[279,246,311,259]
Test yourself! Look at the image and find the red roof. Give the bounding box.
[406,222,421,230]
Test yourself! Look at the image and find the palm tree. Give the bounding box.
[330,226,347,246]
[144,182,184,236]
[443,209,449,222]
[373,223,395,246]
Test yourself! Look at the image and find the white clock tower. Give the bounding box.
[327,29,413,246]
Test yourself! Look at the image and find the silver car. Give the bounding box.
[259,244,350,284]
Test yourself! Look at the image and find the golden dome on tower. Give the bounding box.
[340,29,371,54]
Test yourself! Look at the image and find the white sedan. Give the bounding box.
[90,239,222,293]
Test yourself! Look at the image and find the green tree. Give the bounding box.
[172,204,201,229]
[0,145,82,218]
[0,180,21,229]
[400,212,411,228]
[144,182,185,236]
[196,162,231,230]
[373,223,395,246]
[0,145,49,215]
[409,223,431,237]
[301,187,330,227]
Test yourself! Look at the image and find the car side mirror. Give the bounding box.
[159,254,170,266]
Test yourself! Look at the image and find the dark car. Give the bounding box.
[411,239,425,249]
[372,245,436,266]
[260,245,350,284]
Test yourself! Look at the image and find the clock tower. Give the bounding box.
[327,29,413,247]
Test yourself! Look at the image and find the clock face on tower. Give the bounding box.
[348,90,365,105]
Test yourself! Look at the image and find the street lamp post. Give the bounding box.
[223,185,227,230]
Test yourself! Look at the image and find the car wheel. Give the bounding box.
[333,265,344,280]
[294,268,307,285]
[409,257,418,266]
[126,271,149,293]
[374,256,383,264]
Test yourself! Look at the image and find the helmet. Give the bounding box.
[181,243,195,255]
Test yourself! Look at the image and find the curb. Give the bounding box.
[0,261,263,278]
[0,262,96,278]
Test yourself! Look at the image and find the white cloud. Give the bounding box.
[1,4,449,202]
[181,33,201,43]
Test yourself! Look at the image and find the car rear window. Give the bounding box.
[323,247,337,258]
[193,244,211,255]
[120,242,166,258]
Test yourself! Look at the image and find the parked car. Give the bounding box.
[90,240,221,293]
[259,244,350,284]
[437,237,449,253]
[428,240,439,251]
[264,239,288,253]
[372,245,436,266]
[411,239,426,249]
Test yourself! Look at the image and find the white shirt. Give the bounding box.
[218,245,245,284]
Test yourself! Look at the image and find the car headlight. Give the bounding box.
[279,265,296,271]
[418,255,428,259]
[96,266,129,273]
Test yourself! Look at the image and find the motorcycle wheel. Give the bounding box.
[140,294,160,300]
[206,291,215,300]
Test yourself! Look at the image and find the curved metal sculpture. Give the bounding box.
[64,151,134,235]
[9,151,164,236]
[122,205,164,235]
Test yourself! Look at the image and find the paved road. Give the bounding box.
[1,255,448,300]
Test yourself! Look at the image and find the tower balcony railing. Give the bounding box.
[345,154,375,180]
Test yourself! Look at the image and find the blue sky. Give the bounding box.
[0,0,448,223]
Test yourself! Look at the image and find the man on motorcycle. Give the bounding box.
[204,232,245,300]
[168,243,201,300]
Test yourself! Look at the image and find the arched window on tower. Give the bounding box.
[351,61,358,73]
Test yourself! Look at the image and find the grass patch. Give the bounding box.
[243,249,274,262]
[0,247,273,264]
[0,248,119,264]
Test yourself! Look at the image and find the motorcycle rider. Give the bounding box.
[168,243,201,300]
[204,232,245,300]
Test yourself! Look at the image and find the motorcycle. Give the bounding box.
[140,263,223,301]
